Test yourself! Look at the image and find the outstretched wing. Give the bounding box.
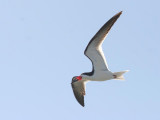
[84,11,122,72]
[71,81,86,107]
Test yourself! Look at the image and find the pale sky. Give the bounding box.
[0,0,160,120]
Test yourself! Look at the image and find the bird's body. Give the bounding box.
[82,70,114,81]
[71,11,129,107]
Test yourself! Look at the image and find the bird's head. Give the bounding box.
[71,76,82,83]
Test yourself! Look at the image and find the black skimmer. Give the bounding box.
[71,11,129,107]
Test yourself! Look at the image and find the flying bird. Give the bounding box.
[71,11,129,107]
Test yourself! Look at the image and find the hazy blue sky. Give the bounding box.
[0,0,160,120]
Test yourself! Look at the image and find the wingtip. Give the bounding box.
[111,11,122,20]
[79,100,85,107]
[81,104,85,107]
[116,11,123,16]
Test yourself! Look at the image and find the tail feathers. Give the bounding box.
[113,70,129,80]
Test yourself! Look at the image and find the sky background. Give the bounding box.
[0,0,160,120]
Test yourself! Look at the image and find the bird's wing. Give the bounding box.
[71,81,86,107]
[84,11,122,72]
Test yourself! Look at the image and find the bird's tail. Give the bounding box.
[113,70,129,80]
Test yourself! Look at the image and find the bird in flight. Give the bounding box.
[71,11,129,107]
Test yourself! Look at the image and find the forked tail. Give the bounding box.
[113,70,129,80]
